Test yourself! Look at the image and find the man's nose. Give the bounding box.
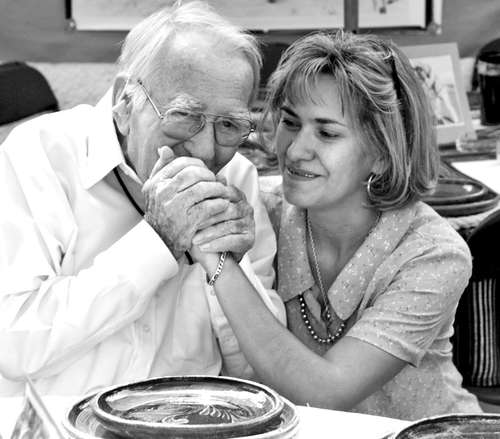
[186,122,217,163]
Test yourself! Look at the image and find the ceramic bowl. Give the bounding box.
[89,376,286,439]
[63,387,299,439]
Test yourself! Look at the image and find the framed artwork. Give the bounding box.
[68,0,442,32]
[401,43,476,145]
[70,0,344,31]
[358,0,427,29]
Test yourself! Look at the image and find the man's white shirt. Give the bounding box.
[0,92,285,395]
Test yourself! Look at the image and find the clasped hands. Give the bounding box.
[142,147,255,264]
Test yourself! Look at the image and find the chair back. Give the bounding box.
[453,208,500,386]
[0,61,58,125]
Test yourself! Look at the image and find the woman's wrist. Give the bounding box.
[191,248,226,282]
[206,251,227,286]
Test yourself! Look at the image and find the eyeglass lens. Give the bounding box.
[161,109,252,147]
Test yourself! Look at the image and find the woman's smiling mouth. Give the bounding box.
[286,165,318,179]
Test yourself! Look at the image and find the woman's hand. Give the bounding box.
[191,185,255,263]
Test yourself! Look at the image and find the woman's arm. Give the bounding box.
[194,206,471,410]
[197,252,406,410]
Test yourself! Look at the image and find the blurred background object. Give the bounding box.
[476,40,500,126]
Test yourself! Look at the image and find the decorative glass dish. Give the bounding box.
[390,413,500,438]
[427,189,499,217]
[63,386,299,439]
[86,376,288,439]
[423,178,488,205]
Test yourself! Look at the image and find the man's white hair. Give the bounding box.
[118,1,262,103]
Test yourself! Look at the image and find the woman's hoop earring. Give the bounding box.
[366,173,376,199]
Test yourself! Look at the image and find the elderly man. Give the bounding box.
[0,1,284,395]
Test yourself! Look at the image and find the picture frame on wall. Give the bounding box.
[70,0,344,31]
[69,0,442,33]
[358,0,427,29]
[357,0,442,33]
[401,42,476,146]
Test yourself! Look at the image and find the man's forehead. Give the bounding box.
[151,35,254,115]
[163,31,235,72]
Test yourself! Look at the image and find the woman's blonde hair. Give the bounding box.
[266,31,439,210]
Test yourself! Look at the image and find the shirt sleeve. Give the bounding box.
[206,155,286,378]
[347,236,472,367]
[0,127,179,381]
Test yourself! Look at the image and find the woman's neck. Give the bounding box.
[307,204,379,262]
[306,204,380,293]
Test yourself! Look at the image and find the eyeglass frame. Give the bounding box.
[136,79,256,147]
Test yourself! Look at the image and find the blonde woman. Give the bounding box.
[191,31,481,420]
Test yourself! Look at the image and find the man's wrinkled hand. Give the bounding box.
[142,153,232,259]
[191,185,255,262]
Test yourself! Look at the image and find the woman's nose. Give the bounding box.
[285,129,315,161]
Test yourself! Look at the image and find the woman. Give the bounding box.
[191,31,481,420]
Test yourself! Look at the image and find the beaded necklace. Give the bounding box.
[301,211,346,345]
[301,210,380,345]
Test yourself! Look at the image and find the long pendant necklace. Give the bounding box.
[300,211,346,345]
[113,167,144,216]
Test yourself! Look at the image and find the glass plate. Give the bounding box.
[91,376,286,439]
[423,178,487,205]
[391,413,500,438]
[429,190,500,217]
[63,390,299,439]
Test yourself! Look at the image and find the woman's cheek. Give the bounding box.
[275,127,292,163]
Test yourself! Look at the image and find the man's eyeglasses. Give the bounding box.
[137,79,255,148]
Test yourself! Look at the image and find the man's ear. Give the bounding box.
[112,74,132,136]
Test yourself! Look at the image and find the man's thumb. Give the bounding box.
[149,145,175,178]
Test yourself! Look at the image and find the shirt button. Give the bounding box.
[143,324,151,333]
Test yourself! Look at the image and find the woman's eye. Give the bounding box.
[280,117,300,130]
[318,129,339,139]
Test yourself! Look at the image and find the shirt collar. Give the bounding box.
[80,89,136,189]
[277,203,315,301]
[277,199,415,320]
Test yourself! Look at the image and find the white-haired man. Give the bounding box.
[0,1,284,395]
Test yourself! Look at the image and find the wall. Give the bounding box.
[0,0,499,62]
